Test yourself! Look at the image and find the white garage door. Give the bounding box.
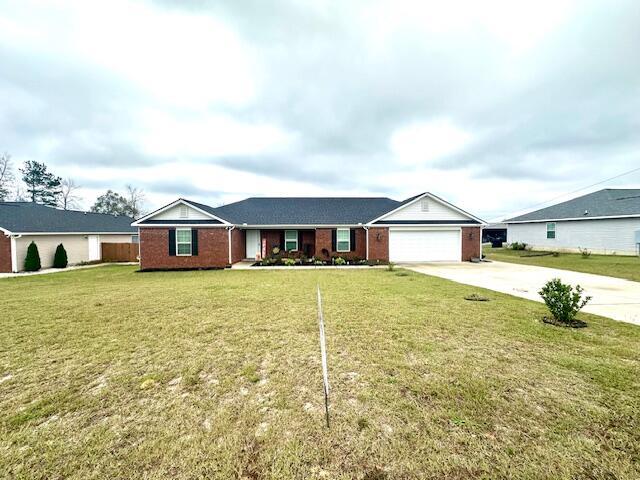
[389,229,461,262]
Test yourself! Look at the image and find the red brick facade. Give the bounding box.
[314,228,366,260]
[139,227,230,270]
[0,234,11,273]
[367,227,389,262]
[230,228,245,264]
[461,227,481,261]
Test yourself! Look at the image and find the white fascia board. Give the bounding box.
[367,192,487,225]
[0,226,13,235]
[504,214,640,224]
[136,224,227,228]
[131,198,231,226]
[236,224,364,228]
[9,231,136,235]
[385,224,479,228]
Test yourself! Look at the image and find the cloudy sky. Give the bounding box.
[1,0,639,220]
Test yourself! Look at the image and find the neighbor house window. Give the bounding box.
[285,230,298,251]
[131,234,139,244]
[336,228,350,252]
[176,228,192,255]
[546,222,556,239]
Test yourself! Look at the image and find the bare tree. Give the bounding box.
[0,152,14,201]
[59,177,82,210]
[125,184,146,218]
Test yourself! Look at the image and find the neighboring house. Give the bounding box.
[482,223,507,247]
[504,189,640,255]
[132,192,485,270]
[0,202,137,273]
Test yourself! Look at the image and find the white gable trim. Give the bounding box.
[367,192,486,225]
[131,199,231,227]
[505,214,640,224]
[0,226,13,235]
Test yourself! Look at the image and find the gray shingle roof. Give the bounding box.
[505,189,640,222]
[207,197,401,225]
[0,202,136,233]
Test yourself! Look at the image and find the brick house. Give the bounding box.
[132,193,485,270]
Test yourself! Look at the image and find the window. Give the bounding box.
[336,228,350,252]
[179,205,189,219]
[176,228,192,255]
[131,234,139,244]
[546,222,556,239]
[420,198,430,212]
[285,230,298,251]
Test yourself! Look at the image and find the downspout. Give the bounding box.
[363,226,369,261]
[228,226,235,265]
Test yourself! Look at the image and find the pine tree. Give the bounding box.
[53,244,68,268]
[24,242,41,271]
[20,160,62,206]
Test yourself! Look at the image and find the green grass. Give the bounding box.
[485,247,640,282]
[1,265,639,479]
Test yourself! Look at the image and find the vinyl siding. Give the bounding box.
[154,204,211,220]
[507,218,640,255]
[384,197,469,221]
[14,234,132,270]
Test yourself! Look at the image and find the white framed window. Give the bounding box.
[546,222,556,239]
[179,205,189,219]
[284,230,298,251]
[131,234,139,244]
[176,228,192,255]
[420,198,430,212]
[336,228,350,252]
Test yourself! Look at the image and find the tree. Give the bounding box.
[24,241,41,271]
[125,184,146,219]
[53,244,68,268]
[0,152,13,201]
[91,186,146,218]
[59,178,82,210]
[91,190,131,216]
[20,160,62,206]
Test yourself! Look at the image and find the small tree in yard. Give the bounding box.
[539,278,591,326]
[24,242,41,271]
[53,244,68,268]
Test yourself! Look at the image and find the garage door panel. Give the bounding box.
[389,229,461,262]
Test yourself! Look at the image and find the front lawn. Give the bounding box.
[485,246,640,282]
[1,266,639,479]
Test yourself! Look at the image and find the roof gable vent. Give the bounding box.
[420,198,430,212]
[179,205,189,219]
[584,209,589,215]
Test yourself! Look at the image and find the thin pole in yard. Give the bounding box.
[317,284,330,428]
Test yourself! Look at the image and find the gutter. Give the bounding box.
[363,225,369,260]
[9,234,22,273]
[227,226,235,265]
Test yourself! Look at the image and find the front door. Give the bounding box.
[245,230,261,259]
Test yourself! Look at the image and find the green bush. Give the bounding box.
[579,247,591,258]
[24,242,41,272]
[334,257,346,266]
[510,242,527,251]
[53,244,68,268]
[538,278,591,325]
[387,262,396,271]
[283,258,296,266]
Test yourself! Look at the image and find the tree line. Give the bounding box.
[0,152,146,218]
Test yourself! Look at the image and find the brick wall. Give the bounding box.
[314,228,367,259]
[139,227,229,270]
[231,228,245,263]
[367,227,389,262]
[461,227,481,261]
[0,234,11,273]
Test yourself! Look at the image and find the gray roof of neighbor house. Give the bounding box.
[0,202,137,233]
[206,197,402,225]
[505,189,640,222]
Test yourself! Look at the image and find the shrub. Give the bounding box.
[538,278,591,326]
[272,247,280,256]
[387,262,396,271]
[24,242,41,271]
[283,258,296,266]
[510,242,527,251]
[334,257,346,266]
[53,244,68,268]
[579,247,591,258]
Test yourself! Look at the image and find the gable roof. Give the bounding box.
[505,189,640,223]
[0,202,136,234]
[210,197,401,225]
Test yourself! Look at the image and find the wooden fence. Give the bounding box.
[101,243,139,263]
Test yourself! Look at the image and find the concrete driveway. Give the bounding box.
[404,261,640,325]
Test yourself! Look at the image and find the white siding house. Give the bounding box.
[504,189,640,256]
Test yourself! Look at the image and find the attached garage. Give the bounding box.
[389,228,461,262]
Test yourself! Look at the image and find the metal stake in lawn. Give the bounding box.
[316,285,330,428]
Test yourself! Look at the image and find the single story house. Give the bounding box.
[504,188,640,255]
[132,192,485,270]
[0,202,137,272]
